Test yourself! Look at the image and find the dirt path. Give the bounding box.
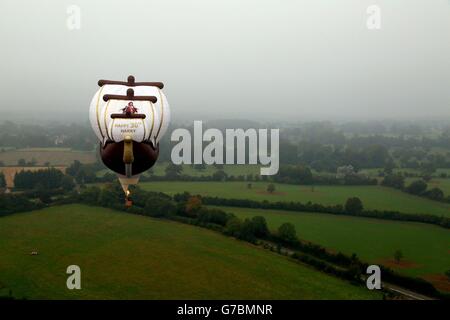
[383,284,433,300]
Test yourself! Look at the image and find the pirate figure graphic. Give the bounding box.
[122,101,138,116]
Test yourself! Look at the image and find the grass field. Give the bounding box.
[359,168,423,177]
[0,148,95,166]
[0,204,379,300]
[140,181,450,217]
[97,162,262,178]
[214,206,450,287]
[360,168,450,179]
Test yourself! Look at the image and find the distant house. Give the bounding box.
[336,165,355,178]
[54,135,67,145]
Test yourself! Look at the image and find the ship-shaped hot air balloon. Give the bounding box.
[89,75,170,206]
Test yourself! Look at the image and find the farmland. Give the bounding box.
[0,148,96,166]
[0,204,379,300]
[97,162,262,178]
[140,181,450,217]
[213,206,450,289]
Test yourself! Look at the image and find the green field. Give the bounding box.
[0,148,95,166]
[140,181,450,217]
[215,206,450,282]
[359,168,423,177]
[360,168,450,180]
[0,204,379,299]
[97,162,261,178]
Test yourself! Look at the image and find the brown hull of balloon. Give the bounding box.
[100,141,159,176]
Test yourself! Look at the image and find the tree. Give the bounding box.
[0,193,43,215]
[14,168,65,190]
[0,172,6,188]
[420,162,436,178]
[345,197,363,214]
[276,165,313,184]
[394,250,403,264]
[66,160,82,176]
[364,144,390,168]
[278,223,297,244]
[145,196,176,217]
[61,175,75,192]
[37,190,52,204]
[224,217,242,237]
[425,188,444,201]
[79,186,101,204]
[66,160,98,184]
[212,170,227,181]
[251,216,269,238]
[184,196,202,217]
[165,163,183,179]
[197,208,229,226]
[406,180,427,195]
[194,164,206,170]
[383,161,395,175]
[381,174,404,189]
[97,183,122,207]
[267,184,275,194]
[239,219,258,242]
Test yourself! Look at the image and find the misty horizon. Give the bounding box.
[1,0,449,122]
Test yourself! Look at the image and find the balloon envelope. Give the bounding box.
[89,84,170,146]
[89,78,170,195]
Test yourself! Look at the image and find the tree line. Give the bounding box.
[199,195,450,229]
[14,168,75,191]
[2,119,450,173]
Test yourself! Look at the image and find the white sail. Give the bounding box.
[89,84,170,146]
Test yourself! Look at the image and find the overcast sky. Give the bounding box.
[0,0,449,122]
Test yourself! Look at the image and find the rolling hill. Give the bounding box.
[0,204,380,299]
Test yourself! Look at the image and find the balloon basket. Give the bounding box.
[125,199,133,208]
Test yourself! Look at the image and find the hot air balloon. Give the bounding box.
[89,75,170,206]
